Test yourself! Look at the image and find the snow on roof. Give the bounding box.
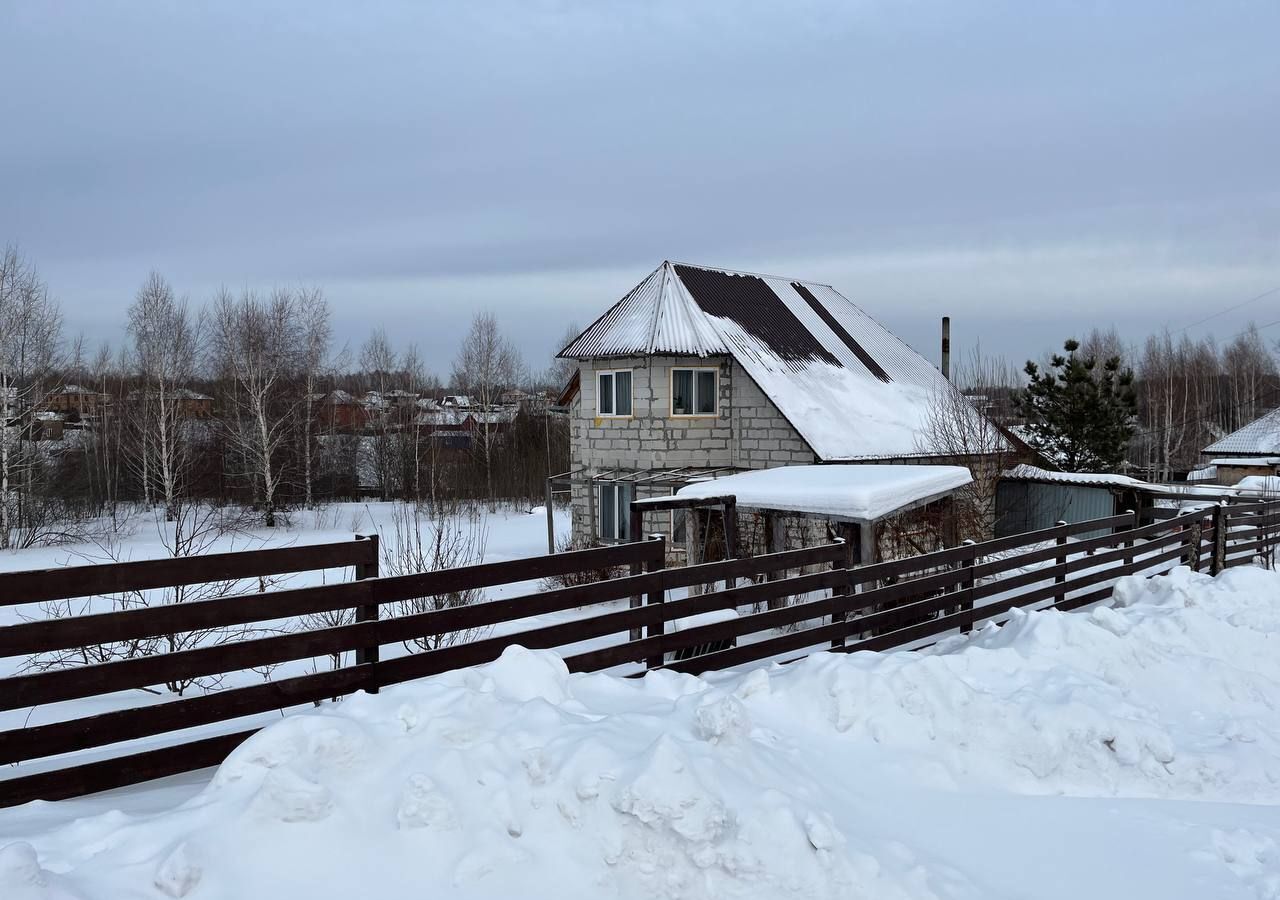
[1204,409,1280,456]
[1002,464,1148,489]
[1186,464,1218,483]
[1211,457,1280,467]
[560,261,988,460]
[665,464,972,521]
[1236,475,1280,494]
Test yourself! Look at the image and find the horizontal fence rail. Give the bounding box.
[1,499,1277,807]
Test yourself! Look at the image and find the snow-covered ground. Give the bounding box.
[4,563,1280,898]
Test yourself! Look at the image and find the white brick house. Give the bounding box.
[555,261,982,550]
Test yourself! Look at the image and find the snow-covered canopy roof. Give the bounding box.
[1236,475,1280,494]
[1002,464,1149,489]
[659,464,972,522]
[1204,409,1280,456]
[1211,456,1280,467]
[559,261,992,461]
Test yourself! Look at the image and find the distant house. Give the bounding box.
[1201,409,1280,483]
[554,261,1001,554]
[315,390,371,431]
[45,384,109,416]
[172,389,214,419]
[442,395,472,410]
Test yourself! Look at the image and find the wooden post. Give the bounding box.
[544,478,556,554]
[628,501,645,641]
[722,498,738,591]
[644,534,667,670]
[831,522,857,649]
[1053,521,1068,607]
[1211,501,1227,575]
[959,539,976,633]
[765,513,784,610]
[1122,508,1137,569]
[354,533,380,694]
[1187,517,1203,571]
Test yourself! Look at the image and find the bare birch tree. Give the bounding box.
[209,287,320,526]
[451,312,519,509]
[127,273,198,521]
[0,246,63,549]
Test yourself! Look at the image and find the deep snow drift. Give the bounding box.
[6,565,1280,899]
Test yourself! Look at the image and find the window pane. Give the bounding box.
[696,370,716,414]
[598,373,613,415]
[615,371,632,416]
[599,483,615,540]
[672,369,693,415]
[618,484,633,540]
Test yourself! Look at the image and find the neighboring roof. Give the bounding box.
[1002,464,1148,489]
[559,261,983,461]
[1211,457,1280,467]
[1186,464,1218,483]
[1204,409,1280,456]
[663,464,972,522]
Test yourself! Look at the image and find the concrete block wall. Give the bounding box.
[567,354,816,546]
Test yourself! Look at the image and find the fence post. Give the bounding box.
[1186,517,1202,571]
[628,502,645,641]
[643,534,667,670]
[1122,508,1137,570]
[354,533,380,694]
[830,524,856,650]
[722,498,738,591]
[1053,521,1068,607]
[1211,502,1227,575]
[960,539,977,633]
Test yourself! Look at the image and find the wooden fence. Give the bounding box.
[1,499,1277,806]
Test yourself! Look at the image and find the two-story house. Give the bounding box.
[556,261,989,551]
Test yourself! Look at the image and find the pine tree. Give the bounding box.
[1017,338,1137,472]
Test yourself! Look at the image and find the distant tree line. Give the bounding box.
[0,245,571,548]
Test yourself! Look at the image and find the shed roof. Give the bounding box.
[1204,409,1280,456]
[1002,465,1148,489]
[559,261,986,461]
[653,464,972,522]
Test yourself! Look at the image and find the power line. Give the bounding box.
[1174,286,1280,334]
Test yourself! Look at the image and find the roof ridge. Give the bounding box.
[667,259,836,289]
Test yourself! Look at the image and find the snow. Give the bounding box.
[1236,475,1280,494]
[1003,464,1148,488]
[661,464,972,521]
[7,563,1280,897]
[1205,409,1280,456]
[1187,464,1218,482]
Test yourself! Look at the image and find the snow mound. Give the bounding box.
[7,567,1280,898]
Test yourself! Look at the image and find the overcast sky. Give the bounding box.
[3,1,1278,379]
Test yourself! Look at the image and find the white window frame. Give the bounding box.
[596,369,633,418]
[670,366,719,417]
[597,481,633,543]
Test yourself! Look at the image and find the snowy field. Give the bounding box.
[4,563,1280,898]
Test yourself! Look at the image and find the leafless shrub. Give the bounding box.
[23,500,285,695]
[540,533,625,590]
[378,499,491,652]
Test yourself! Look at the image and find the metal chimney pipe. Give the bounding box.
[941,316,951,380]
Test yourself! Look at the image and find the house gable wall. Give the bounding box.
[568,355,815,544]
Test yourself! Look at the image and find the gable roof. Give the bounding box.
[558,261,978,461]
[1204,409,1280,456]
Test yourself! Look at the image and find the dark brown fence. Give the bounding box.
[2,499,1278,807]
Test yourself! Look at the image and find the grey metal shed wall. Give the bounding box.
[995,481,1118,539]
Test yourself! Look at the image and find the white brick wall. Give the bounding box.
[569,355,816,546]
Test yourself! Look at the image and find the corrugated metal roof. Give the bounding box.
[559,261,989,460]
[1204,409,1280,456]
